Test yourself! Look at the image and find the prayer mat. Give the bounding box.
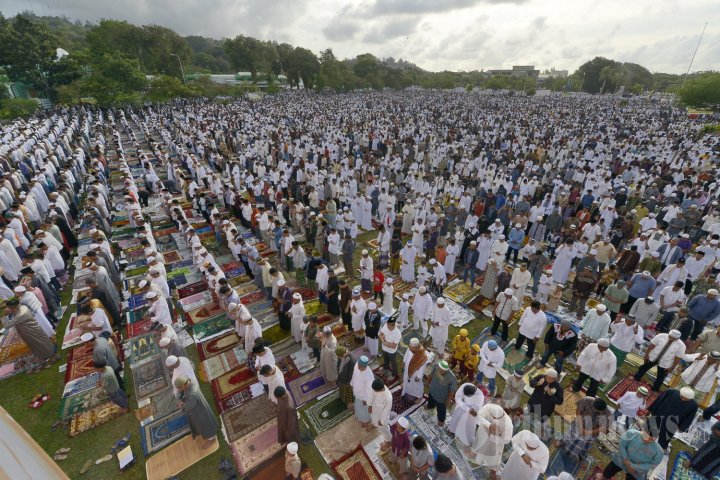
[64,342,96,383]
[217,385,255,412]
[126,307,149,325]
[390,385,425,417]
[187,302,224,325]
[68,402,126,437]
[315,416,383,464]
[126,318,153,338]
[130,334,161,365]
[555,388,586,423]
[63,372,101,398]
[293,286,319,302]
[127,293,148,310]
[140,410,190,455]
[597,427,622,453]
[59,386,109,420]
[167,259,194,270]
[391,280,414,297]
[443,281,478,304]
[467,295,492,315]
[252,454,285,479]
[332,445,383,480]
[167,267,191,280]
[221,395,277,443]
[248,300,274,316]
[61,314,92,350]
[230,275,253,288]
[544,448,587,478]
[277,355,302,383]
[193,314,232,342]
[289,349,315,374]
[146,435,219,480]
[337,332,364,353]
[197,331,241,361]
[257,309,280,331]
[162,251,182,264]
[288,369,334,407]
[606,374,659,416]
[304,299,324,317]
[230,419,284,475]
[379,449,403,480]
[300,390,353,436]
[500,340,532,377]
[212,366,256,401]
[177,281,208,299]
[443,297,475,328]
[674,414,714,449]
[132,355,171,400]
[201,346,248,381]
[126,265,150,278]
[625,351,650,368]
[170,272,204,289]
[578,466,603,480]
[221,262,246,278]
[372,365,400,388]
[0,336,31,365]
[179,291,214,312]
[669,451,704,480]
[470,327,494,350]
[240,290,266,305]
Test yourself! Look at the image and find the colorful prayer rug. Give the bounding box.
[300,390,353,436]
[127,293,148,310]
[61,314,92,350]
[277,355,301,383]
[289,349,315,374]
[379,449,403,480]
[287,369,334,407]
[68,402,126,437]
[62,372,101,398]
[179,291,214,312]
[390,385,425,417]
[162,251,182,264]
[65,342,96,383]
[555,388,586,423]
[606,374,659,416]
[140,410,190,455]
[256,309,280,331]
[201,346,248,381]
[372,365,400,388]
[221,395,277,443]
[125,307,148,325]
[211,366,256,401]
[126,265,150,278]
[59,386,109,420]
[332,445,383,480]
[467,295,492,315]
[499,340,532,377]
[192,314,232,342]
[248,300,274,316]
[230,419,284,475]
[129,334,161,365]
[239,290,266,305]
[669,451,705,479]
[230,276,254,288]
[197,331,241,361]
[187,302,225,326]
[167,267,191,280]
[293,286,319,302]
[444,280,479,304]
[132,355,171,401]
[522,364,567,395]
[217,385,255,413]
[391,280,414,297]
[126,318,153,338]
[221,262,246,278]
[443,297,475,328]
[177,281,208,299]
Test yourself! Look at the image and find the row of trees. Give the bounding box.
[0,13,718,113]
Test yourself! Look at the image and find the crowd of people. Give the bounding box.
[1,90,720,479]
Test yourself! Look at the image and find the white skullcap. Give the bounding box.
[429,259,437,264]
[286,442,298,454]
[680,387,695,400]
[708,289,719,296]
[524,432,542,448]
[368,302,377,309]
[138,280,148,288]
[437,298,445,305]
[470,241,477,245]
[227,303,238,311]
[515,223,521,228]
[402,293,409,300]
[13,286,26,293]
[165,355,179,366]
[598,338,610,347]
[419,286,427,293]
[504,288,513,295]
[80,332,94,342]
[276,279,286,286]
[145,292,158,299]
[397,417,409,428]
[361,249,369,255]
[159,337,171,347]
[589,249,597,255]
[240,311,251,321]
[596,304,607,312]
[292,293,302,300]
[669,329,682,338]
[409,338,420,347]
[545,368,558,378]
[499,235,505,240]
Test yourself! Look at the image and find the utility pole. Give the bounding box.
[170,54,186,86]
[681,22,707,89]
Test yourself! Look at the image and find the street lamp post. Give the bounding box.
[170,54,186,86]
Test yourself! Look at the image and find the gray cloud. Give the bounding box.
[361,18,420,44]
[367,0,530,16]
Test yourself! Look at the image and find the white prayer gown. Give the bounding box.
[472,404,513,468]
[500,431,549,480]
[551,245,576,284]
[400,247,417,282]
[401,349,428,398]
[447,383,485,446]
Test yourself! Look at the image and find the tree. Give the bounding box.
[677,72,720,111]
[0,14,60,96]
[76,52,147,106]
[146,75,193,102]
[285,47,319,88]
[224,36,278,81]
[0,98,39,120]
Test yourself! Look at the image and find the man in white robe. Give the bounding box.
[478,339,506,394]
[509,264,532,301]
[444,239,459,275]
[166,355,197,394]
[259,364,286,403]
[501,430,549,480]
[412,286,433,335]
[472,403,513,470]
[289,293,305,343]
[490,236,509,266]
[448,383,485,447]
[351,356,375,427]
[350,288,368,338]
[401,338,429,401]
[429,298,451,352]
[368,379,392,430]
[400,241,417,282]
[681,351,720,393]
[572,338,617,397]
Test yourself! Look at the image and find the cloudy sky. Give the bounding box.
[4,0,718,73]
